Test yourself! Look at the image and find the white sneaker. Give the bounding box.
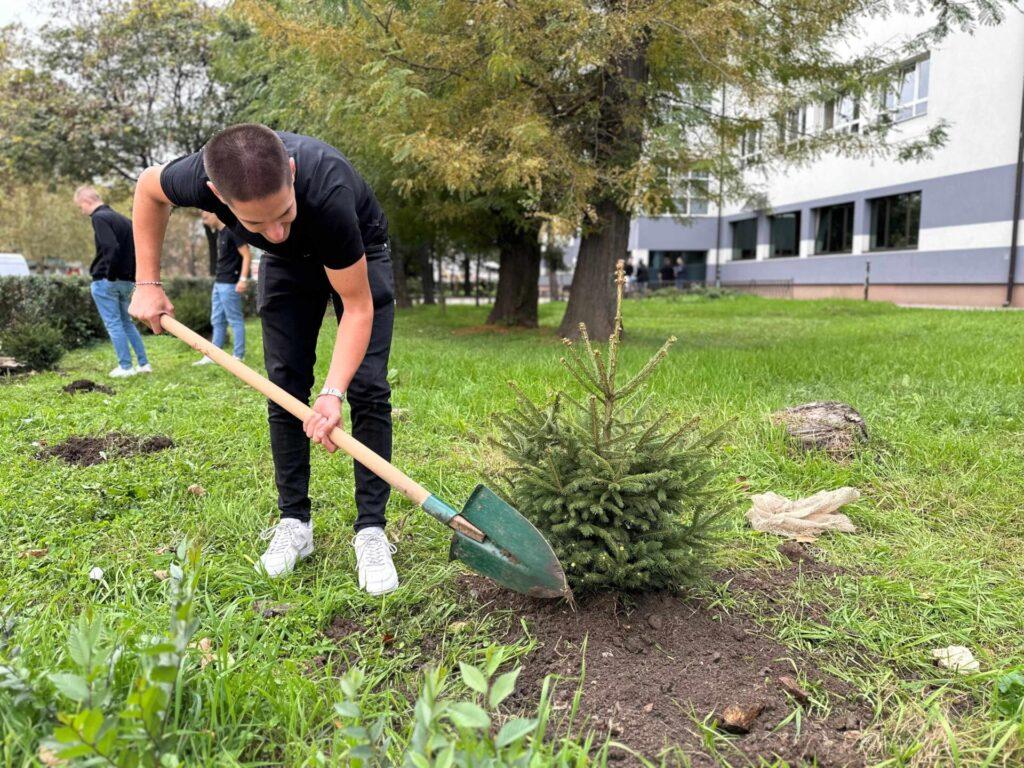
[256,518,313,578]
[192,356,215,366]
[352,527,398,596]
[135,364,152,374]
[109,366,137,378]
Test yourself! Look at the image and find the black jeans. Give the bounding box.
[257,245,395,530]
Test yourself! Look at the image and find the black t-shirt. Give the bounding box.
[89,205,136,282]
[160,132,388,270]
[215,227,245,284]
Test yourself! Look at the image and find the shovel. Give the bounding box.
[160,314,569,599]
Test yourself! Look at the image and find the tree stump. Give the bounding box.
[771,401,867,459]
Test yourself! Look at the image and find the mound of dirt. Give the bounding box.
[38,432,173,466]
[62,379,115,395]
[464,568,869,767]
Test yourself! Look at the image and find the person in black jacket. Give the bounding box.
[74,186,151,378]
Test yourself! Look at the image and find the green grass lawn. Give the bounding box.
[2,295,1024,766]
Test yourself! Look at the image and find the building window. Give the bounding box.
[778,107,808,146]
[885,55,929,122]
[814,203,855,254]
[731,218,757,260]
[740,127,762,165]
[677,171,710,216]
[823,96,860,133]
[769,212,801,257]
[870,192,921,251]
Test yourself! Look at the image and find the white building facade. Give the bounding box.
[629,13,1024,306]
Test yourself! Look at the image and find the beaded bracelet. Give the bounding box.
[135,281,163,286]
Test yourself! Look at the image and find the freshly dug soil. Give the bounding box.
[62,379,115,395]
[463,564,869,767]
[38,432,173,466]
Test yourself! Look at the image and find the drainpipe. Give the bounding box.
[1004,51,1024,306]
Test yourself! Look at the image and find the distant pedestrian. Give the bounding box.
[659,258,675,288]
[674,260,686,290]
[623,259,635,293]
[193,211,252,365]
[74,186,151,378]
[636,261,649,295]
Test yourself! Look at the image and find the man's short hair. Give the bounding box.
[203,124,290,203]
[73,185,102,204]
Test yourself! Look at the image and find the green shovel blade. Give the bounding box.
[427,485,569,599]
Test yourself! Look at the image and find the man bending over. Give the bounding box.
[129,124,398,595]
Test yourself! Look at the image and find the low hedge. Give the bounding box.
[0,276,106,349]
[0,276,256,363]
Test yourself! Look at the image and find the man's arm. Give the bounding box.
[128,164,176,332]
[302,257,374,452]
[236,243,253,294]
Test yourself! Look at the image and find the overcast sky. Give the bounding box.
[0,1,50,30]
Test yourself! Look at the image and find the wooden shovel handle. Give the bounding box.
[160,313,432,506]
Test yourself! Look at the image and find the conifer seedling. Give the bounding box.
[492,261,732,594]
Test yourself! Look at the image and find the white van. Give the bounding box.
[0,253,30,277]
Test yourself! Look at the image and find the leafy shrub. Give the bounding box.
[332,648,603,765]
[491,263,732,594]
[42,542,200,766]
[994,671,1024,719]
[0,276,105,348]
[0,321,65,370]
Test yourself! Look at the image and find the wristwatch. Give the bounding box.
[317,386,345,401]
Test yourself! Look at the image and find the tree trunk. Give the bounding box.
[462,255,472,296]
[558,38,648,339]
[487,219,541,327]
[416,242,435,304]
[547,254,560,302]
[557,198,629,339]
[204,224,218,276]
[392,245,412,309]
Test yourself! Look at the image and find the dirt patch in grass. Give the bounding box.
[463,562,870,767]
[62,379,115,395]
[38,432,173,466]
[324,615,364,641]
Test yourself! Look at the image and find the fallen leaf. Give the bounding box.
[154,545,171,555]
[932,645,979,674]
[88,566,104,581]
[777,675,810,704]
[719,703,764,734]
[187,484,206,497]
[253,600,292,618]
[194,637,215,669]
[153,569,170,581]
[18,548,48,559]
[381,633,395,646]
[37,745,65,766]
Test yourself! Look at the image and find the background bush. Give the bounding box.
[167,290,214,336]
[0,276,105,349]
[0,320,65,370]
[0,275,256,350]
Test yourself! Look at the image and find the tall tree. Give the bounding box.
[235,0,1003,334]
[0,0,232,272]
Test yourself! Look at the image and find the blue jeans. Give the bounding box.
[211,282,246,358]
[90,280,148,370]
